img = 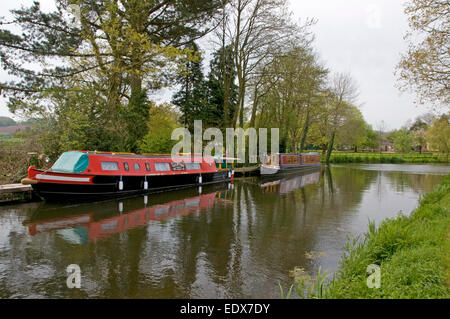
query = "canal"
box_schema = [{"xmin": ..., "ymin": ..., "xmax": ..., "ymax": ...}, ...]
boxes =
[{"xmin": 0, "ymin": 164, "xmax": 449, "ymax": 298}]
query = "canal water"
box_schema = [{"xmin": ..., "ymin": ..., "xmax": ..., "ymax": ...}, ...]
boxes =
[{"xmin": 0, "ymin": 164, "xmax": 448, "ymax": 298}]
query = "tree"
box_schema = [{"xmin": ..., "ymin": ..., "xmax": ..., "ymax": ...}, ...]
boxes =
[
  {"xmin": 336, "ymin": 106, "xmax": 367, "ymax": 152},
  {"xmin": 206, "ymin": 45, "xmax": 239, "ymax": 130},
  {"xmin": 361, "ymin": 125, "xmax": 380, "ymax": 150},
  {"xmin": 0, "ymin": 0, "xmax": 224, "ymax": 151},
  {"xmin": 138, "ymin": 103, "xmax": 180, "ymax": 154},
  {"xmin": 393, "ymin": 129, "xmax": 414, "ymax": 153},
  {"xmin": 376, "ymin": 120, "xmax": 389, "ymax": 153},
  {"xmin": 325, "ymin": 73, "xmax": 359, "ymax": 163},
  {"xmin": 426, "ymin": 114, "xmax": 450, "ymax": 162},
  {"xmin": 172, "ymin": 42, "xmax": 209, "ymax": 131},
  {"xmin": 255, "ymin": 45, "xmax": 327, "ymax": 153},
  {"xmin": 225, "ymin": 0, "xmax": 313, "ymax": 128},
  {"xmin": 409, "ymin": 117, "xmax": 429, "ymax": 153},
  {"xmin": 396, "ymin": 0, "xmax": 449, "ymax": 107}
]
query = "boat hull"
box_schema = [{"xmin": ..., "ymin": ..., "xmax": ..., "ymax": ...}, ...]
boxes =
[
  {"xmin": 32, "ymin": 170, "xmax": 231, "ymax": 202},
  {"xmin": 260, "ymin": 163, "xmax": 321, "ymax": 176}
]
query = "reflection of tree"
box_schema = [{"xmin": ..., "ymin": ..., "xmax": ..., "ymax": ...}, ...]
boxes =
[
  {"xmin": 386, "ymin": 171, "xmax": 445, "ymax": 194},
  {"xmin": 238, "ymin": 167, "xmax": 377, "ymax": 288}
]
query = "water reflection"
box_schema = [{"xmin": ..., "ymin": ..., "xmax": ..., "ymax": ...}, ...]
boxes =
[
  {"xmin": 25, "ymin": 184, "xmax": 235, "ymax": 245},
  {"xmin": 0, "ymin": 164, "xmax": 447, "ymax": 298},
  {"xmin": 259, "ymin": 169, "xmax": 320, "ymax": 194}
]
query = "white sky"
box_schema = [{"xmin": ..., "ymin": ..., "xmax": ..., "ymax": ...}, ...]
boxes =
[{"xmin": 0, "ymin": 0, "xmax": 442, "ymax": 129}]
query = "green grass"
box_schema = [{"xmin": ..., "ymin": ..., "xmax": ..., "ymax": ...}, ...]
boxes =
[
  {"xmin": 321, "ymin": 174, "xmax": 450, "ymax": 298},
  {"xmin": 0, "ymin": 135, "xmax": 25, "ymax": 147},
  {"xmin": 324, "ymin": 151, "xmax": 448, "ymax": 164}
]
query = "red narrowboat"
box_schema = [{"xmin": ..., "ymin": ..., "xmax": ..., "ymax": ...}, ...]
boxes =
[{"xmin": 21, "ymin": 150, "xmax": 234, "ymax": 201}]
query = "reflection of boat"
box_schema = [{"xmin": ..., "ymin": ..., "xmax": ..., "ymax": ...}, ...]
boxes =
[
  {"xmin": 25, "ymin": 183, "xmax": 234, "ymax": 244},
  {"xmin": 260, "ymin": 169, "xmax": 320, "ymax": 194},
  {"xmin": 21, "ymin": 151, "xmax": 233, "ymax": 201},
  {"xmin": 260, "ymin": 153, "xmax": 321, "ymax": 175}
]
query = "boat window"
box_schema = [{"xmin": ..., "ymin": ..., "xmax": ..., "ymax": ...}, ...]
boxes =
[
  {"xmin": 134, "ymin": 163, "xmax": 140, "ymax": 171},
  {"xmin": 124, "ymin": 162, "xmax": 129, "ymax": 171},
  {"xmin": 185, "ymin": 162, "xmax": 201, "ymax": 170},
  {"xmin": 171, "ymin": 162, "xmax": 185, "ymax": 171},
  {"xmin": 51, "ymin": 151, "xmax": 89, "ymax": 173},
  {"xmin": 155, "ymin": 163, "xmax": 171, "ymax": 172},
  {"xmin": 145, "ymin": 162, "xmax": 151, "ymax": 171},
  {"xmin": 101, "ymin": 220, "xmax": 118, "ymax": 232},
  {"xmin": 101, "ymin": 161, "xmax": 119, "ymax": 171}
]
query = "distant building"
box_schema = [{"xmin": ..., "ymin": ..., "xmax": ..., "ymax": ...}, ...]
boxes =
[{"xmin": 380, "ymin": 140, "xmax": 394, "ymax": 152}]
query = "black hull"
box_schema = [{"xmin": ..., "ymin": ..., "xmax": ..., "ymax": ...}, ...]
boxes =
[
  {"xmin": 260, "ymin": 164, "xmax": 321, "ymax": 178},
  {"xmin": 32, "ymin": 170, "xmax": 231, "ymax": 202}
]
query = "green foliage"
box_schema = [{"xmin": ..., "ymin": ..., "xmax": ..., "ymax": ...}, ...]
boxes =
[
  {"xmin": 284, "ymin": 266, "xmax": 328, "ymax": 299},
  {"xmin": 336, "ymin": 105, "xmax": 367, "ymax": 150},
  {"xmin": 426, "ymin": 114, "xmax": 450, "ymax": 161},
  {"xmin": 0, "ymin": 0, "xmax": 224, "ymax": 154},
  {"xmin": 361, "ymin": 125, "xmax": 380, "ymax": 149},
  {"xmin": 122, "ymin": 88, "xmax": 150, "ymax": 153},
  {"xmin": 323, "ymin": 174, "xmax": 450, "ymax": 299},
  {"xmin": 396, "ymin": 0, "xmax": 449, "ymax": 107},
  {"xmin": 206, "ymin": 45, "xmax": 239, "ymax": 129},
  {"xmin": 173, "ymin": 44, "xmax": 238, "ymax": 132},
  {"xmin": 257, "ymin": 45, "xmax": 328, "ymax": 152},
  {"xmin": 278, "ymin": 283, "xmax": 294, "ymax": 299},
  {"xmin": 138, "ymin": 103, "xmax": 180, "ymax": 154},
  {"xmin": 393, "ymin": 129, "xmax": 414, "ymax": 153}
]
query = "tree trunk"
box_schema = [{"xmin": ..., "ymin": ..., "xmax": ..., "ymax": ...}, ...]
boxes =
[
  {"xmin": 299, "ymin": 107, "xmax": 311, "ymax": 152},
  {"xmin": 326, "ymin": 131, "xmax": 336, "ymax": 164},
  {"xmin": 221, "ymin": 10, "xmax": 230, "ymax": 129},
  {"xmin": 321, "ymin": 145, "xmax": 327, "ymax": 158},
  {"xmin": 249, "ymin": 85, "xmax": 259, "ymax": 128}
]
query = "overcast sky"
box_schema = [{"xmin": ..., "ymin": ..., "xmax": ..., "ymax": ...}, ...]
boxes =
[{"xmin": 0, "ymin": 1, "xmax": 441, "ymax": 130}]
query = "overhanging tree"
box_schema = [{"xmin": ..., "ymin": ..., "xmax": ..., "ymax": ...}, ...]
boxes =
[
  {"xmin": 0, "ymin": 0, "xmax": 224, "ymax": 151},
  {"xmin": 396, "ymin": 0, "xmax": 449, "ymax": 107}
]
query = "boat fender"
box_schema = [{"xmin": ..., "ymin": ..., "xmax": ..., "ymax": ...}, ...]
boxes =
[
  {"xmin": 199, "ymin": 174, "xmax": 202, "ymax": 184},
  {"xmin": 119, "ymin": 177, "xmax": 123, "ymax": 191},
  {"xmin": 21, "ymin": 178, "xmax": 37, "ymax": 185},
  {"xmin": 144, "ymin": 178, "xmax": 148, "ymax": 190}
]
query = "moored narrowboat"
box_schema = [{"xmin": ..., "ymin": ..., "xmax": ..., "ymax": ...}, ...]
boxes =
[
  {"xmin": 21, "ymin": 150, "xmax": 234, "ymax": 201},
  {"xmin": 260, "ymin": 152, "xmax": 321, "ymax": 175}
]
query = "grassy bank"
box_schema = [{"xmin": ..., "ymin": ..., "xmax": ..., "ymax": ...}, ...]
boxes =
[
  {"xmin": 323, "ymin": 174, "xmax": 450, "ymax": 298},
  {"xmin": 324, "ymin": 151, "xmax": 448, "ymax": 164}
]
